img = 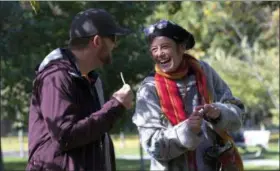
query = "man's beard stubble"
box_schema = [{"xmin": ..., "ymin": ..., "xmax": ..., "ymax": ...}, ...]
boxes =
[{"xmin": 99, "ymin": 42, "xmax": 112, "ymax": 65}]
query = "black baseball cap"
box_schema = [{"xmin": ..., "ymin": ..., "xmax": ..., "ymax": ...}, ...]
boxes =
[{"xmin": 69, "ymin": 8, "xmax": 131, "ymax": 40}]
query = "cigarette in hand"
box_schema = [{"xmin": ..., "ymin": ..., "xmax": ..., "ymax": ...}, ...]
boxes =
[{"xmin": 120, "ymin": 72, "xmax": 126, "ymax": 85}]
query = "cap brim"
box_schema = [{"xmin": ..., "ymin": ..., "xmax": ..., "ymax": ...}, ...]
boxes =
[{"xmin": 114, "ymin": 27, "xmax": 132, "ymax": 36}]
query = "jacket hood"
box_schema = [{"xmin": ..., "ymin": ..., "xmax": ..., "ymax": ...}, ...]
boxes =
[
  {"xmin": 38, "ymin": 48, "xmax": 64, "ymax": 73},
  {"xmin": 36, "ymin": 48, "xmax": 82, "ymax": 79}
]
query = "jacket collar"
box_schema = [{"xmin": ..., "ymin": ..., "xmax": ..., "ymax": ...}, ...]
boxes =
[{"xmin": 61, "ymin": 48, "xmax": 99, "ymax": 84}]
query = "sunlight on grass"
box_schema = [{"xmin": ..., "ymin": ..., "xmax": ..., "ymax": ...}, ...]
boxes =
[
  {"xmin": 1, "ymin": 136, "xmax": 28, "ymax": 151},
  {"xmin": 2, "ymin": 135, "xmax": 279, "ymax": 171},
  {"xmin": 3, "ymin": 157, "xmax": 280, "ymax": 171},
  {"xmin": 111, "ymin": 134, "xmax": 148, "ymax": 156},
  {"xmin": 2, "ymin": 134, "xmax": 278, "ymax": 157},
  {"xmin": 1, "ymin": 135, "xmax": 146, "ymax": 156},
  {"xmin": 245, "ymin": 165, "xmax": 279, "ymax": 170}
]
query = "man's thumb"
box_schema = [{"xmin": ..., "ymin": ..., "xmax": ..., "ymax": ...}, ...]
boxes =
[{"xmin": 123, "ymin": 84, "xmax": 131, "ymax": 91}]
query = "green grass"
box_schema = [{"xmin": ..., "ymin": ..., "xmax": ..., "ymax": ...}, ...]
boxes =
[
  {"xmin": 111, "ymin": 135, "xmax": 148, "ymax": 156},
  {"xmin": 116, "ymin": 159, "xmax": 150, "ymax": 170},
  {"xmin": 1, "ymin": 135, "xmax": 145, "ymax": 154},
  {"xmin": 3, "ymin": 157, "xmax": 150, "ymax": 171},
  {"xmin": 3, "ymin": 157, "xmax": 280, "ymax": 171},
  {"xmin": 1, "ymin": 136, "xmax": 28, "ymax": 151},
  {"xmin": 2, "ymin": 140, "xmax": 279, "ymax": 171},
  {"xmin": 245, "ymin": 165, "xmax": 279, "ymax": 171},
  {"xmin": 8, "ymin": 135, "xmax": 277, "ymax": 158},
  {"xmin": 113, "ymin": 135, "xmax": 279, "ymax": 160},
  {"xmin": 2, "ymin": 135, "xmax": 279, "ymax": 170},
  {"xmin": 237, "ymin": 142, "xmax": 279, "ymax": 161},
  {"xmin": 3, "ymin": 157, "xmax": 27, "ymax": 171},
  {"xmin": 2, "ymin": 134, "xmax": 279, "ymax": 153}
]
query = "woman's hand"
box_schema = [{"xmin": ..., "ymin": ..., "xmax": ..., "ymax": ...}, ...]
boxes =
[
  {"xmin": 188, "ymin": 110, "xmax": 203, "ymax": 134},
  {"xmin": 195, "ymin": 104, "xmax": 221, "ymax": 122}
]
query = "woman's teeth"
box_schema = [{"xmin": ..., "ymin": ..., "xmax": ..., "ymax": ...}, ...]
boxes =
[
  {"xmin": 159, "ymin": 60, "xmax": 172, "ymax": 69},
  {"xmin": 160, "ymin": 59, "xmax": 170, "ymax": 64}
]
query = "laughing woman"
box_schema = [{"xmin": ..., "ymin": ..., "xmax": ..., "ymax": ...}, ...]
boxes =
[{"xmin": 132, "ymin": 20, "xmax": 245, "ymax": 171}]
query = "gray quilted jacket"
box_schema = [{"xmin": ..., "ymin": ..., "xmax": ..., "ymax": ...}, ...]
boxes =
[{"xmin": 132, "ymin": 60, "xmax": 244, "ymax": 171}]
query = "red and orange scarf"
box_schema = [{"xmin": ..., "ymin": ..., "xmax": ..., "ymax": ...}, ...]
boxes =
[
  {"xmin": 154, "ymin": 54, "xmax": 243, "ymax": 171},
  {"xmin": 154, "ymin": 54, "xmax": 210, "ymax": 125}
]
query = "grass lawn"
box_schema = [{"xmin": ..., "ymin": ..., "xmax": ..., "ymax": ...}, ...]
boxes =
[
  {"xmin": 245, "ymin": 165, "xmax": 279, "ymax": 171},
  {"xmin": 2, "ymin": 136, "xmax": 28, "ymax": 152},
  {"xmin": 2, "ymin": 133, "xmax": 278, "ymax": 155},
  {"xmin": 2, "ymin": 134, "xmax": 279, "ymax": 170},
  {"xmin": 3, "ymin": 157, "xmax": 150, "ymax": 171},
  {"xmin": 1, "ymin": 135, "xmax": 147, "ymax": 156},
  {"xmin": 111, "ymin": 135, "xmax": 148, "ymax": 156},
  {"xmin": 3, "ymin": 157, "xmax": 280, "ymax": 171}
]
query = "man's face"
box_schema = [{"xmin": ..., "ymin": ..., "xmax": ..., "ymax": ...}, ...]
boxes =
[
  {"xmin": 150, "ymin": 36, "xmax": 185, "ymax": 73},
  {"xmin": 97, "ymin": 35, "xmax": 116, "ymax": 65}
]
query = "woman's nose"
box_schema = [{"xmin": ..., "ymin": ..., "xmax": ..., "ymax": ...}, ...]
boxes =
[{"xmin": 155, "ymin": 48, "xmax": 163, "ymax": 58}]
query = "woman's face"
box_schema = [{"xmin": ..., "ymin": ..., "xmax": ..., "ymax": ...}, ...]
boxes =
[{"xmin": 150, "ymin": 36, "xmax": 185, "ymax": 73}]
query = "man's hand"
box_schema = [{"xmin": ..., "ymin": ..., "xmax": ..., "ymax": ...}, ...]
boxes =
[
  {"xmin": 187, "ymin": 110, "xmax": 203, "ymax": 134},
  {"xmin": 112, "ymin": 84, "xmax": 134, "ymax": 109}
]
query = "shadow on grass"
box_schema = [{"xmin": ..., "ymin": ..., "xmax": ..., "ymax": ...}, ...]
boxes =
[
  {"xmin": 116, "ymin": 159, "xmax": 150, "ymax": 170},
  {"xmin": 3, "ymin": 158, "xmax": 279, "ymax": 171},
  {"xmin": 4, "ymin": 160, "xmax": 27, "ymax": 171},
  {"xmin": 241, "ymin": 148, "xmax": 280, "ymax": 160},
  {"xmin": 3, "ymin": 159, "xmax": 150, "ymax": 171}
]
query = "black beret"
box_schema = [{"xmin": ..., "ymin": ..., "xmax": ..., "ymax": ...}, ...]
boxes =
[{"xmin": 143, "ymin": 20, "xmax": 195, "ymax": 50}]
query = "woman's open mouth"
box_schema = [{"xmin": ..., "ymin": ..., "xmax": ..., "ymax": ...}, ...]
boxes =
[
  {"xmin": 158, "ymin": 59, "xmax": 171, "ymax": 68},
  {"xmin": 159, "ymin": 58, "xmax": 171, "ymax": 64}
]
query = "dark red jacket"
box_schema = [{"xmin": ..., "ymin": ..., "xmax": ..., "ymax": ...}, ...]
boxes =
[{"xmin": 26, "ymin": 48, "xmax": 125, "ymax": 171}]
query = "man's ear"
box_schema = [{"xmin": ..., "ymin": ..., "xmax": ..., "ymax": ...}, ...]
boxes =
[{"xmin": 91, "ymin": 35, "xmax": 102, "ymax": 48}]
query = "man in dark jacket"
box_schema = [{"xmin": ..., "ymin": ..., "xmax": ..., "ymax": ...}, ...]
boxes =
[{"xmin": 26, "ymin": 8, "xmax": 133, "ymax": 171}]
